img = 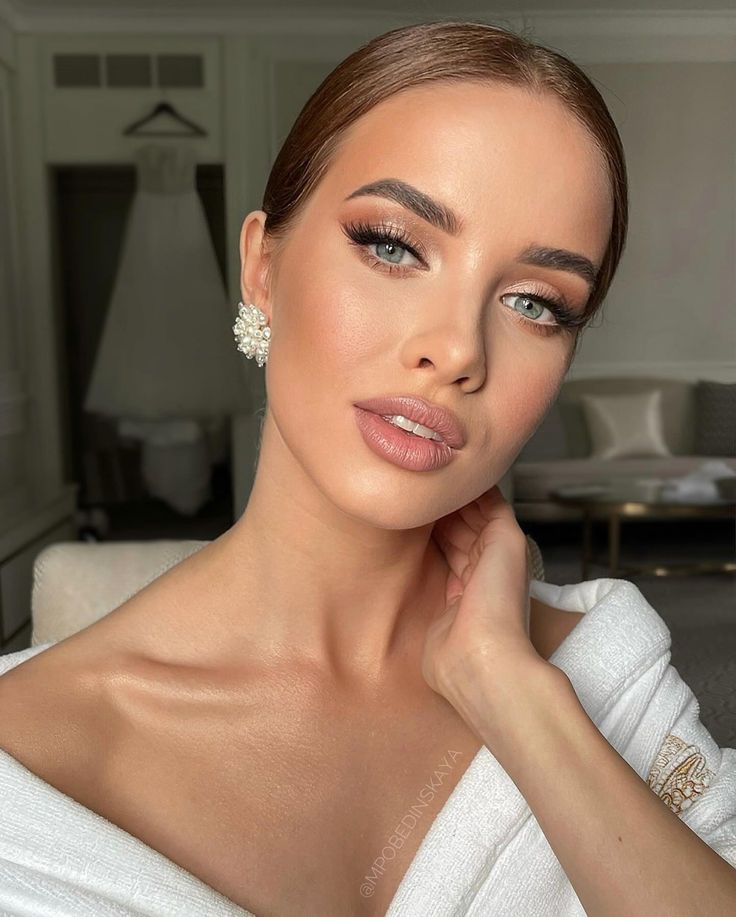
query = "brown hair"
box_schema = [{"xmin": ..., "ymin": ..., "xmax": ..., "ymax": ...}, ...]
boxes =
[{"xmin": 261, "ymin": 19, "xmax": 628, "ymax": 348}]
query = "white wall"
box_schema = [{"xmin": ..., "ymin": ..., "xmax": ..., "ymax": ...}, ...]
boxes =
[{"xmin": 572, "ymin": 60, "xmax": 736, "ymax": 379}]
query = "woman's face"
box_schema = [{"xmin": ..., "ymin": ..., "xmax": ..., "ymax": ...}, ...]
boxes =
[{"xmin": 242, "ymin": 80, "xmax": 613, "ymax": 528}]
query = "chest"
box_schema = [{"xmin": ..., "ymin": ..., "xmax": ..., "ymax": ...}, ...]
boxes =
[
  {"xmin": 115, "ymin": 701, "xmax": 482, "ymax": 916},
  {"xmin": 1, "ymin": 664, "xmax": 483, "ymax": 917}
]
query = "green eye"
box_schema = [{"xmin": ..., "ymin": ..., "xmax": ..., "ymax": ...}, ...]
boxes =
[
  {"xmin": 507, "ymin": 294, "xmax": 548, "ymax": 321},
  {"xmin": 375, "ymin": 240, "xmax": 408, "ymax": 264},
  {"xmin": 501, "ymin": 292, "xmax": 585, "ymax": 337},
  {"xmin": 342, "ymin": 219, "xmax": 426, "ymax": 269}
]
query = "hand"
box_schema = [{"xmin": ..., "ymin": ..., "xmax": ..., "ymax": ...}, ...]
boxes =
[{"xmin": 421, "ymin": 484, "xmax": 545, "ymax": 699}]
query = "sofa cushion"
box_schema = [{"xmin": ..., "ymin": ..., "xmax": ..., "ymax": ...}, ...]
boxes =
[
  {"xmin": 579, "ymin": 389, "xmax": 671, "ymax": 459},
  {"xmin": 694, "ymin": 380, "xmax": 736, "ymax": 457},
  {"xmin": 565, "ymin": 377, "xmax": 693, "ymax": 457}
]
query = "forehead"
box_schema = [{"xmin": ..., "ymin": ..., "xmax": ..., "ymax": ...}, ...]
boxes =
[{"xmin": 321, "ymin": 80, "xmax": 612, "ymax": 254}]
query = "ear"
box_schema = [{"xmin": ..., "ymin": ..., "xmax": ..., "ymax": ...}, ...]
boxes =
[{"xmin": 239, "ymin": 211, "xmax": 274, "ymax": 313}]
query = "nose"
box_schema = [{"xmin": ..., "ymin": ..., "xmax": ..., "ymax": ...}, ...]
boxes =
[{"xmin": 399, "ymin": 319, "xmax": 487, "ymax": 392}]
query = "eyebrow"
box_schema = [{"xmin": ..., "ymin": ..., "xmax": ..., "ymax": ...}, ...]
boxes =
[{"xmin": 344, "ymin": 177, "xmax": 600, "ymax": 290}]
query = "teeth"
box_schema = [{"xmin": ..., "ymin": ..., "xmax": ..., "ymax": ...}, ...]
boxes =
[{"xmin": 382, "ymin": 414, "xmax": 444, "ymax": 442}]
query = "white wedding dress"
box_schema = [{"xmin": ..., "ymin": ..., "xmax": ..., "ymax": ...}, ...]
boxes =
[{"xmin": 84, "ymin": 143, "xmax": 243, "ymax": 515}]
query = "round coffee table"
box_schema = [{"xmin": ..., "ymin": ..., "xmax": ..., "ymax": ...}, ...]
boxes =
[{"xmin": 549, "ymin": 480, "xmax": 736, "ymax": 579}]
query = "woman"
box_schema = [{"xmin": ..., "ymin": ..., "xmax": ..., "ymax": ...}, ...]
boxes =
[{"xmin": 1, "ymin": 19, "xmax": 735, "ymax": 917}]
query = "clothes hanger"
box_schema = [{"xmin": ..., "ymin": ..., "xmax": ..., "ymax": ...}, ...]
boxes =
[{"xmin": 122, "ymin": 101, "xmax": 207, "ymax": 137}]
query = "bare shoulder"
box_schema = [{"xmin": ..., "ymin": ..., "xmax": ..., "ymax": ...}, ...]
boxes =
[
  {"xmin": 0, "ymin": 630, "xmax": 125, "ymax": 783},
  {"xmin": 0, "ymin": 537, "xmax": 232, "ymax": 770},
  {"xmin": 529, "ymin": 595, "xmax": 585, "ymax": 661}
]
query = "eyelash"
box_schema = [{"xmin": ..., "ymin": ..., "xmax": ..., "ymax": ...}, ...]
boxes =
[{"xmin": 341, "ymin": 219, "xmax": 586, "ymax": 337}]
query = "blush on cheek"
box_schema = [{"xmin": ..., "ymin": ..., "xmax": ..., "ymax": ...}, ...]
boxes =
[
  {"xmin": 323, "ymin": 292, "xmax": 392, "ymax": 366},
  {"xmin": 499, "ymin": 371, "xmax": 562, "ymax": 447}
]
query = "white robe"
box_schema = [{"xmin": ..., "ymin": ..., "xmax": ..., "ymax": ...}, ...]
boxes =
[{"xmin": 0, "ymin": 576, "xmax": 734, "ymax": 916}]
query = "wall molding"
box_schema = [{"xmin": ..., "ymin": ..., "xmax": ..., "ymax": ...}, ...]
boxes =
[
  {"xmin": 567, "ymin": 361, "xmax": 736, "ymax": 383},
  {"xmin": 0, "ymin": 371, "xmax": 27, "ymax": 437},
  {"xmin": 0, "ymin": 6, "xmax": 734, "ymax": 62}
]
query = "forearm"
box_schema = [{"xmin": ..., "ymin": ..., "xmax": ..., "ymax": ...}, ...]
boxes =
[{"xmin": 443, "ymin": 658, "xmax": 736, "ymax": 917}]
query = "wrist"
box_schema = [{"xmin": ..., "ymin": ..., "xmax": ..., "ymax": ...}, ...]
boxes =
[
  {"xmin": 438, "ymin": 641, "xmax": 550, "ymax": 700},
  {"xmin": 439, "ymin": 651, "xmax": 571, "ymax": 750}
]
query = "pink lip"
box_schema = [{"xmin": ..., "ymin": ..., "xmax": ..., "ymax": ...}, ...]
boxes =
[
  {"xmin": 353, "ymin": 408, "xmax": 457, "ymax": 472},
  {"xmin": 353, "ymin": 395, "xmax": 466, "ymax": 449}
]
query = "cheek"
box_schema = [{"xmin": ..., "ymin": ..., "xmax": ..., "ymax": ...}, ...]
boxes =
[
  {"xmin": 285, "ymin": 226, "xmax": 409, "ymax": 367},
  {"xmin": 317, "ymin": 286, "xmax": 381, "ymax": 366},
  {"xmin": 488, "ymin": 344, "xmax": 566, "ymax": 450},
  {"xmin": 313, "ymin": 296, "xmax": 380, "ymax": 400},
  {"xmin": 289, "ymin": 265, "xmax": 395, "ymax": 380},
  {"xmin": 268, "ymin": 257, "xmax": 381, "ymax": 418}
]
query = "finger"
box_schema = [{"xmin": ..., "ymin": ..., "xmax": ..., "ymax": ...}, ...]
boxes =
[
  {"xmin": 457, "ymin": 500, "xmax": 487, "ymax": 533},
  {"xmin": 432, "ymin": 526, "xmax": 471, "ymax": 583},
  {"xmin": 476, "ymin": 484, "xmax": 507, "ymax": 517},
  {"xmin": 434, "ymin": 512, "xmax": 476, "ymax": 554},
  {"xmin": 459, "ymin": 486, "xmax": 507, "ymax": 527},
  {"xmin": 477, "ymin": 485, "xmax": 522, "ymax": 530}
]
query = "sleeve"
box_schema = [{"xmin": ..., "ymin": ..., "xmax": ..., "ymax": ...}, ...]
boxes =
[{"xmin": 630, "ymin": 654, "xmax": 736, "ymax": 869}]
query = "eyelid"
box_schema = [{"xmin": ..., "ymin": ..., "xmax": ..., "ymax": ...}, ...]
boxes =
[{"xmin": 506, "ymin": 280, "xmax": 571, "ymax": 310}]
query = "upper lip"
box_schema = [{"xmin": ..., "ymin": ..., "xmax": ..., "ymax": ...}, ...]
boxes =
[{"xmin": 354, "ymin": 395, "xmax": 467, "ymax": 449}]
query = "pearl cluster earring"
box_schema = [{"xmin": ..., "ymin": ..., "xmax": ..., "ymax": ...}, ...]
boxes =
[{"xmin": 233, "ymin": 301, "xmax": 271, "ymax": 367}]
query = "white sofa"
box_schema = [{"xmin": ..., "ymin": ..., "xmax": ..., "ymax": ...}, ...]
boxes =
[{"xmin": 511, "ymin": 376, "xmax": 736, "ymax": 522}]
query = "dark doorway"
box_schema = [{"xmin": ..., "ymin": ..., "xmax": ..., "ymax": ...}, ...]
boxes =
[{"xmin": 51, "ymin": 163, "xmax": 233, "ymax": 538}]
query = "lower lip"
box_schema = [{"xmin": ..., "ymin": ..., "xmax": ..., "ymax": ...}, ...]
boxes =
[{"xmin": 353, "ymin": 407, "xmax": 457, "ymax": 472}]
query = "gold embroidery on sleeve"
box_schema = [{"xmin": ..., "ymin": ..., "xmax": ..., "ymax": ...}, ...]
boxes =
[{"xmin": 647, "ymin": 733, "xmax": 715, "ymax": 815}]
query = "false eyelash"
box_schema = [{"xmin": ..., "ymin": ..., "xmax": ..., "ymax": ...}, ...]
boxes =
[
  {"xmin": 341, "ymin": 219, "xmax": 427, "ymax": 264},
  {"xmin": 506, "ymin": 292, "xmax": 587, "ymax": 337}
]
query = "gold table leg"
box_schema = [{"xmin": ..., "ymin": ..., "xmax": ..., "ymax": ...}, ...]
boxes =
[
  {"xmin": 609, "ymin": 511, "xmax": 621, "ymax": 576},
  {"xmin": 556, "ymin": 495, "xmax": 736, "ymax": 580},
  {"xmin": 581, "ymin": 510, "xmax": 592, "ymax": 581}
]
